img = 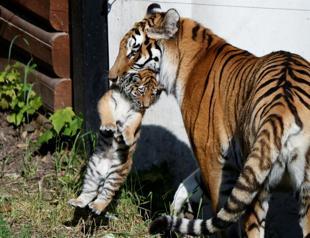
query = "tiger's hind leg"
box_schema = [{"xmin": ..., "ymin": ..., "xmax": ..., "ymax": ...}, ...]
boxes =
[
  {"xmin": 68, "ymin": 130, "xmax": 115, "ymax": 208},
  {"xmin": 68, "ymin": 153, "xmax": 110, "ymax": 208},
  {"xmin": 298, "ymin": 148, "xmax": 310, "ymax": 237},
  {"xmin": 243, "ymin": 188, "xmax": 270, "ymax": 238}
]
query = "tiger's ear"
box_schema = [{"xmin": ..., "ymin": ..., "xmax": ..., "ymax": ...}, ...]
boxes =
[
  {"xmin": 146, "ymin": 8, "xmax": 180, "ymax": 40},
  {"xmin": 146, "ymin": 3, "xmax": 161, "ymax": 16}
]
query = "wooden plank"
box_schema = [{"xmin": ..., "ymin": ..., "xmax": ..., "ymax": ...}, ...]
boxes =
[
  {"xmin": 0, "ymin": 58, "xmax": 72, "ymax": 111},
  {"xmin": 0, "ymin": 6, "xmax": 70, "ymax": 78},
  {"xmin": 30, "ymin": 71, "xmax": 72, "ymax": 111},
  {"xmin": 10, "ymin": 0, "xmax": 69, "ymax": 32}
]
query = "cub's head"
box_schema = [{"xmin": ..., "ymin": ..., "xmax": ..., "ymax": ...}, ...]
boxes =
[
  {"xmin": 109, "ymin": 4, "xmax": 180, "ymax": 86},
  {"xmin": 120, "ymin": 68, "xmax": 165, "ymax": 111}
]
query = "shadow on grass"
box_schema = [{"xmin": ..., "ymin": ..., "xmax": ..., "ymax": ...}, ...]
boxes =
[{"xmin": 64, "ymin": 206, "xmax": 108, "ymax": 235}]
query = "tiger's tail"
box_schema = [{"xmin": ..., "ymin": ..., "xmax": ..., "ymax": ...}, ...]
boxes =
[{"xmin": 149, "ymin": 120, "xmax": 284, "ymax": 236}]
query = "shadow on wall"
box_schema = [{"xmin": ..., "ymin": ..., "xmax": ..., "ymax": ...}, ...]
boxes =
[{"xmin": 133, "ymin": 124, "xmax": 197, "ymax": 189}]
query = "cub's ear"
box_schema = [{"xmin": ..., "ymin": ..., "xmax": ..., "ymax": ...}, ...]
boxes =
[
  {"xmin": 146, "ymin": 8, "xmax": 180, "ymax": 40},
  {"xmin": 146, "ymin": 3, "xmax": 161, "ymax": 16}
]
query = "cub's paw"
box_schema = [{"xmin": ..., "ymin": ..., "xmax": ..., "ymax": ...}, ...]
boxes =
[
  {"xmin": 68, "ymin": 198, "xmax": 89, "ymax": 208},
  {"xmin": 121, "ymin": 127, "xmax": 135, "ymax": 146},
  {"xmin": 100, "ymin": 123, "xmax": 117, "ymax": 132},
  {"xmin": 89, "ymin": 200, "xmax": 109, "ymax": 215}
]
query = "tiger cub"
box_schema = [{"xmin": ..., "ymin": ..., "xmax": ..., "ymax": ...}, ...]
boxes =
[{"xmin": 68, "ymin": 69, "xmax": 164, "ymax": 214}]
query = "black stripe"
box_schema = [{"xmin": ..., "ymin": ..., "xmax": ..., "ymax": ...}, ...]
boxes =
[
  {"xmin": 285, "ymin": 95, "xmax": 303, "ymax": 129},
  {"xmin": 259, "ymin": 94, "xmax": 283, "ymax": 119},
  {"xmin": 174, "ymin": 218, "xmax": 182, "ymax": 231},
  {"xmin": 194, "ymin": 44, "xmax": 234, "ymax": 141},
  {"xmin": 212, "ymin": 217, "xmax": 231, "ymax": 229},
  {"xmin": 289, "ymin": 68, "xmax": 310, "ymax": 83},
  {"xmin": 134, "ymin": 28, "xmax": 140, "ymax": 35},
  {"xmin": 187, "ymin": 220, "xmax": 196, "ymax": 235},
  {"xmin": 247, "ymin": 223, "xmax": 259, "ymax": 232},
  {"xmin": 144, "ymin": 36, "xmax": 150, "ymax": 45},
  {"xmin": 225, "ymin": 193, "xmax": 249, "ymax": 213},
  {"xmin": 254, "ymin": 77, "xmax": 279, "ymax": 95},
  {"xmin": 218, "ymin": 50, "xmax": 251, "ymax": 85},
  {"xmin": 200, "ymin": 220, "xmax": 209, "ymax": 235},
  {"xmin": 206, "ymin": 86, "xmax": 215, "ymax": 142},
  {"xmin": 295, "ymin": 90, "xmax": 310, "ymax": 110},
  {"xmin": 192, "ymin": 23, "xmax": 200, "ymax": 40},
  {"xmin": 292, "ymin": 85, "xmax": 310, "ymax": 99},
  {"xmin": 202, "ymin": 28, "xmax": 206, "ymax": 42}
]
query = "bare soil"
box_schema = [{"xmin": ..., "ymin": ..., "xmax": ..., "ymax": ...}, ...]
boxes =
[{"xmin": 0, "ymin": 112, "xmax": 54, "ymax": 179}]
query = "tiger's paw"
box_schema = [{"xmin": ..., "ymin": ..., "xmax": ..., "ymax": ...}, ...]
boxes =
[
  {"xmin": 121, "ymin": 127, "xmax": 135, "ymax": 146},
  {"xmin": 68, "ymin": 198, "xmax": 89, "ymax": 208},
  {"xmin": 89, "ymin": 199, "xmax": 109, "ymax": 215},
  {"xmin": 100, "ymin": 123, "xmax": 117, "ymax": 132}
]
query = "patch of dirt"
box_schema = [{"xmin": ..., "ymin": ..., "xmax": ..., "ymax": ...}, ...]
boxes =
[
  {"xmin": 0, "ymin": 113, "xmax": 24, "ymax": 175},
  {"xmin": 0, "ymin": 112, "xmax": 54, "ymax": 178}
]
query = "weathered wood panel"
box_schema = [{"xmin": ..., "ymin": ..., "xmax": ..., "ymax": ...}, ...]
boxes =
[
  {"xmin": 0, "ymin": 58, "xmax": 72, "ymax": 111},
  {"xmin": 0, "ymin": 6, "xmax": 70, "ymax": 78},
  {"xmin": 10, "ymin": 0, "xmax": 69, "ymax": 32}
]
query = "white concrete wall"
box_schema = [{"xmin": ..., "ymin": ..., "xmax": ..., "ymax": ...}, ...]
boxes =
[{"xmin": 108, "ymin": 0, "xmax": 310, "ymax": 183}]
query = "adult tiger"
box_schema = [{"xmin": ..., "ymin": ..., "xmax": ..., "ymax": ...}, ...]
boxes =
[{"xmin": 109, "ymin": 4, "xmax": 310, "ymax": 237}]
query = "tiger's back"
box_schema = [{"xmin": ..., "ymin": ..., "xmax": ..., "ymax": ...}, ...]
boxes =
[{"xmin": 154, "ymin": 17, "xmax": 310, "ymax": 237}]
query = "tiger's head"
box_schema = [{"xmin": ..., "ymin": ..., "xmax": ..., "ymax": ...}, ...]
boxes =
[
  {"xmin": 120, "ymin": 68, "xmax": 165, "ymax": 111},
  {"xmin": 109, "ymin": 4, "xmax": 180, "ymax": 92}
]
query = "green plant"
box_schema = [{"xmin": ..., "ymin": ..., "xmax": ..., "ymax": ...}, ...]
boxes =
[
  {"xmin": 0, "ymin": 63, "xmax": 42, "ymax": 126},
  {"xmin": 37, "ymin": 107, "xmax": 83, "ymax": 147}
]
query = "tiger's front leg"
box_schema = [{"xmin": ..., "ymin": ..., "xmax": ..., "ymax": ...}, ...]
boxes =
[
  {"xmin": 203, "ymin": 152, "xmax": 244, "ymax": 237},
  {"xmin": 171, "ymin": 168, "xmax": 204, "ymax": 217}
]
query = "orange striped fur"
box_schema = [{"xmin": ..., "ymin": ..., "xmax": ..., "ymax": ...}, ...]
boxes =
[{"xmin": 109, "ymin": 4, "xmax": 310, "ymax": 237}]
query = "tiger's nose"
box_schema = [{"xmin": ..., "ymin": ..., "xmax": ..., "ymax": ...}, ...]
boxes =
[{"xmin": 142, "ymin": 104, "xmax": 150, "ymax": 109}]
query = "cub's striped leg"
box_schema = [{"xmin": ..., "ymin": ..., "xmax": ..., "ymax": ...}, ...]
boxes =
[
  {"xmin": 68, "ymin": 152, "xmax": 113, "ymax": 208},
  {"xmin": 68, "ymin": 130, "xmax": 114, "ymax": 208},
  {"xmin": 89, "ymin": 134, "xmax": 134, "ymax": 215},
  {"xmin": 88, "ymin": 156, "xmax": 133, "ymax": 214},
  {"xmin": 244, "ymin": 188, "xmax": 270, "ymax": 238}
]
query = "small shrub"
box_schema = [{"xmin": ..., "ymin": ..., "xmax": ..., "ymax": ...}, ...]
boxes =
[
  {"xmin": 37, "ymin": 107, "xmax": 84, "ymax": 150},
  {"xmin": 0, "ymin": 63, "xmax": 42, "ymax": 126}
]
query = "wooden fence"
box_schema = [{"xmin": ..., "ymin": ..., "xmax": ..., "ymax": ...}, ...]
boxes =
[{"xmin": 0, "ymin": 0, "xmax": 109, "ymax": 130}]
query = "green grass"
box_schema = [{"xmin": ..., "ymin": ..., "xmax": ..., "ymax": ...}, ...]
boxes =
[
  {"xmin": 0, "ymin": 144, "xmax": 159, "ymax": 238},
  {"xmin": 0, "ymin": 215, "xmax": 11, "ymax": 238}
]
